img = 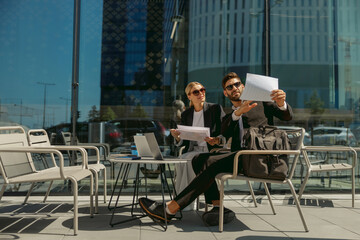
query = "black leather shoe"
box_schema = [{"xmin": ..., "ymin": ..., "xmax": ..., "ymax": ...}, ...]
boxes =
[
  {"xmin": 202, "ymin": 206, "xmax": 235, "ymax": 226},
  {"xmin": 139, "ymin": 197, "xmax": 175, "ymax": 223}
]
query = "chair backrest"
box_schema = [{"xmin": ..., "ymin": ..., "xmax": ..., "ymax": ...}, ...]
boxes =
[
  {"xmin": 28, "ymin": 129, "xmax": 52, "ymax": 147},
  {"xmin": 285, "ymin": 127, "xmax": 305, "ymax": 179},
  {"xmin": 61, "ymin": 132, "xmax": 73, "ymax": 145},
  {"xmin": 0, "ymin": 126, "xmax": 35, "ymax": 179},
  {"xmin": 60, "ymin": 131, "xmax": 84, "ymax": 162},
  {"xmin": 27, "ymin": 129, "xmax": 57, "ymax": 168},
  {"xmin": 49, "ymin": 132, "xmax": 57, "ymax": 145}
]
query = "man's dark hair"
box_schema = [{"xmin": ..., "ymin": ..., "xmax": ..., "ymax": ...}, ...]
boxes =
[{"xmin": 222, "ymin": 72, "xmax": 241, "ymax": 89}]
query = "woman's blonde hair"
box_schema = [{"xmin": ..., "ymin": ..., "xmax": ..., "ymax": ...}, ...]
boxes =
[{"xmin": 185, "ymin": 82, "xmax": 204, "ymax": 107}]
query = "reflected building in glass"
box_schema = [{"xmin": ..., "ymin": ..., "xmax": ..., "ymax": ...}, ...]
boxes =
[
  {"xmin": 100, "ymin": 0, "xmax": 188, "ymax": 122},
  {"xmin": 186, "ymin": 0, "xmax": 360, "ymax": 126},
  {"xmin": 1, "ymin": 0, "xmax": 360, "ymax": 196}
]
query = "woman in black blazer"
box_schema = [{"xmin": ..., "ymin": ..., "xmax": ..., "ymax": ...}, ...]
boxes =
[{"xmin": 170, "ymin": 82, "xmax": 225, "ymax": 210}]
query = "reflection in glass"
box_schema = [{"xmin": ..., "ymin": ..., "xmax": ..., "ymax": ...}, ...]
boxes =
[{"xmin": 1, "ymin": 0, "xmax": 360, "ymax": 195}]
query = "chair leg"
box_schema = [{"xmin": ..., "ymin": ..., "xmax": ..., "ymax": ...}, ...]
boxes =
[
  {"xmin": 91, "ymin": 170, "xmax": 99, "ymax": 214},
  {"xmin": 90, "ymin": 174, "xmax": 94, "ymax": 217},
  {"xmin": 43, "ymin": 181, "xmax": 53, "ymax": 203},
  {"xmin": 298, "ymin": 169, "xmax": 311, "ymax": 200},
  {"xmin": 0, "ymin": 183, "xmax": 8, "ymax": 200},
  {"xmin": 288, "ymin": 180, "xmax": 309, "ymax": 232},
  {"xmin": 218, "ymin": 178, "xmax": 225, "ymax": 232},
  {"xmin": 247, "ymin": 181, "xmax": 257, "ymax": 207},
  {"xmin": 352, "ymin": 167, "xmax": 355, "ymax": 208},
  {"xmin": 299, "ymin": 155, "xmax": 305, "ymax": 183},
  {"xmin": 23, "ymin": 182, "xmax": 35, "ymax": 205},
  {"xmin": 263, "ymin": 182, "xmax": 275, "ymax": 215},
  {"xmin": 103, "ymin": 168, "xmax": 107, "ymax": 203},
  {"xmin": 69, "ymin": 178, "xmax": 79, "ymax": 236}
]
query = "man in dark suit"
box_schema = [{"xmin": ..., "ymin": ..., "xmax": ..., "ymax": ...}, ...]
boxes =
[
  {"xmin": 138, "ymin": 72, "xmax": 293, "ymax": 226},
  {"xmin": 221, "ymin": 72, "xmax": 293, "ymax": 152}
]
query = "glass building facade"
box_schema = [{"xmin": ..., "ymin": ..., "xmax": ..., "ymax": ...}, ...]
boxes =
[{"xmin": 1, "ymin": 0, "xmax": 360, "ymax": 195}]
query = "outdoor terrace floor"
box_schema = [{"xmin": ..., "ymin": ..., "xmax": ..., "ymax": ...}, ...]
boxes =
[{"xmin": 0, "ymin": 193, "xmax": 359, "ymax": 240}]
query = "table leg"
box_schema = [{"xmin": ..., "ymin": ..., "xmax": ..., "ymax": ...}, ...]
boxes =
[
  {"xmin": 109, "ymin": 163, "xmax": 146, "ymax": 227},
  {"xmin": 130, "ymin": 164, "xmax": 141, "ymax": 216},
  {"xmin": 108, "ymin": 161, "xmax": 184, "ymax": 230},
  {"xmin": 158, "ymin": 163, "xmax": 168, "ymax": 231},
  {"xmin": 108, "ymin": 162, "xmax": 125, "ymax": 210}
]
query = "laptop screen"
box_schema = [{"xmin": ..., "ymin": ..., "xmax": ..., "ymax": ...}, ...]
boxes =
[
  {"xmin": 134, "ymin": 133, "xmax": 176, "ymax": 160},
  {"xmin": 133, "ymin": 135, "xmax": 153, "ymax": 158},
  {"xmin": 144, "ymin": 132, "xmax": 163, "ymax": 160}
]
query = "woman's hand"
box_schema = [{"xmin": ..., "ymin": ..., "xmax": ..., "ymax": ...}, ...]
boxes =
[
  {"xmin": 204, "ymin": 137, "xmax": 220, "ymax": 146},
  {"xmin": 170, "ymin": 129, "xmax": 181, "ymax": 142}
]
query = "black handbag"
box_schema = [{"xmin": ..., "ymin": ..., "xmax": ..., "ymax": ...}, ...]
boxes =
[{"xmin": 242, "ymin": 126, "xmax": 291, "ymax": 180}]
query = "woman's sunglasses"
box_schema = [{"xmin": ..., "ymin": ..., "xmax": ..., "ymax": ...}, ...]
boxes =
[
  {"xmin": 191, "ymin": 88, "xmax": 206, "ymax": 96},
  {"xmin": 225, "ymin": 81, "xmax": 242, "ymax": 91}
]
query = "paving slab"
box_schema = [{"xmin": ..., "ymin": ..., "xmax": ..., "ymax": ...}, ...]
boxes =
[{"xmin": 0, "ymin": 194, "xmax": 360, "ymax": 240}]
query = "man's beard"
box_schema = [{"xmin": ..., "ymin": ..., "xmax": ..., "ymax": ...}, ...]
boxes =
[{"xmin": 228, "ymin": 91, "xmax": 241, "ymax": 102}]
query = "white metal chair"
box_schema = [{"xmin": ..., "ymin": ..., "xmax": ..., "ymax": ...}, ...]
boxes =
[
  {"xmin": 178, "ymin": 139, "xmax": 258, "ymax": 212},
  {"xmin": 0, "ymin": 126, "xmax": 94, "ymax": 235},
  {"xmin": 299, "ymin": 145, "xmax": 357, "ymax": 207},
  {"xmin": 28, "ymin": 129, "xmax": 106, "ymax": 212},
  {"xmin": 61, "ymin": 131, "xmax": 110, "ymax": 161},
  {"xmin": 216, "ymin": 128, "xmax": 308, "ymax": 232},
  {"xmin": 62, "ymin": 131, "xmax": 113, "ymax": 190},
  {"xmin": 209, "ymin": 144, "xmax": 258, "ymax": 211}
]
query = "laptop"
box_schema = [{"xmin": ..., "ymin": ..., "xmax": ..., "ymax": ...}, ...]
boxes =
[
  {"xmin": 134, "ymin": 132, "xmax": 177, "ymax": 160},
  {"xmin": 133, "ymin": 134, "xmax": 154, "ymax": 159}
]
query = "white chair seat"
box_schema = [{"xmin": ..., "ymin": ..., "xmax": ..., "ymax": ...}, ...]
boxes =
[
  {"xmin": 310, "ymin": 163, "xmax": 352, "ymax": 171},
  {"xmin": 217, "ymin": 172, "xmax": 288, "ymax": 184},
  {"xmin": 10, "ymin": 167, "xmax": 92, "ymax": 183},
  {"xmin": 87, "ymin": 163, "xmax": 106, "ymax": 172}
]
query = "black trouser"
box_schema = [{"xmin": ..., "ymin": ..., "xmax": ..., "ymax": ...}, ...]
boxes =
[{"xmin": 174, "ymin": 151, "xmax": 242, "ymax": 209}]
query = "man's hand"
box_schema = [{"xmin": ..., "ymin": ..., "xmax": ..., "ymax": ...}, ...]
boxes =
[
  {"xmin": 234, "ymin": 100, "xmax": 258, "ymax": 116},
  {"xmin": 204, "ymin": 137, "xmax": 220, "ymax": 146},
  {"xmin": 170, "ymin": 129, "xmax": 181, "ymax": 142},
  {"xmin": 271, "ymin": 89, "xmax": 286, "ymax": 107}
]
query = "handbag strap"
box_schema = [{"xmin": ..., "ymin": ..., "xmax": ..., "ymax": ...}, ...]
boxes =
[{"xmin": 255, "ymin": 135, "xmax": 266, "ymax": 150}]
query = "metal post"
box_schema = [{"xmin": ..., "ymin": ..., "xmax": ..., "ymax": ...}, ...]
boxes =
[
  {"xmin": 71, "ymin": 0, "xmax": 81, "ymax": 145},
  {"xmin": 264, "ymin": 0, "xmax": 270, "ymax": 76}
]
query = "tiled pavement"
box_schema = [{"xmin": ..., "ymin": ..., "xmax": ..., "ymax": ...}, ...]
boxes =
[{"xmin": 0, "ymin": 193, "xmax": 360, "ymax": 240}]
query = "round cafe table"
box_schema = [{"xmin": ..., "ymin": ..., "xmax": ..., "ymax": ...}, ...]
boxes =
[{"xmin": 107, "ymin": 155, "xmax": 190, "ymax": 231}]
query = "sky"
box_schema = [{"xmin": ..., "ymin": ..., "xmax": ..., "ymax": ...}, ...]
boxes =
[{"xmin": 0, "ymin": 0, "xmax": 103, "ymax": 128}]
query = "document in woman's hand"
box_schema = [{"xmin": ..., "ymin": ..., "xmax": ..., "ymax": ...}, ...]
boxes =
[{"xmin": 177, "ymin": 125, "xmax": 210, "ymax": 142}]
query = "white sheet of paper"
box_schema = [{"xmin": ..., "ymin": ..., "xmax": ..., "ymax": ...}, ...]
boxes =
[
  {"xmin": 240, "ymin": 73, "xmax": 278, "ymax": 102},
  {"xmin": 177, "ymin": 125, "xmax": 210, "ymax": 142}
]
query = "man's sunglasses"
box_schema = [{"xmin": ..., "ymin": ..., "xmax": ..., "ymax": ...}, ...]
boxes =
[
  {"xmin": 191, "ymin": 88, "xmax": 206, "ymax": 96},
  {"xmin": 225, "ymin": 81, "xmax": 242, "ymax": 91}
]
